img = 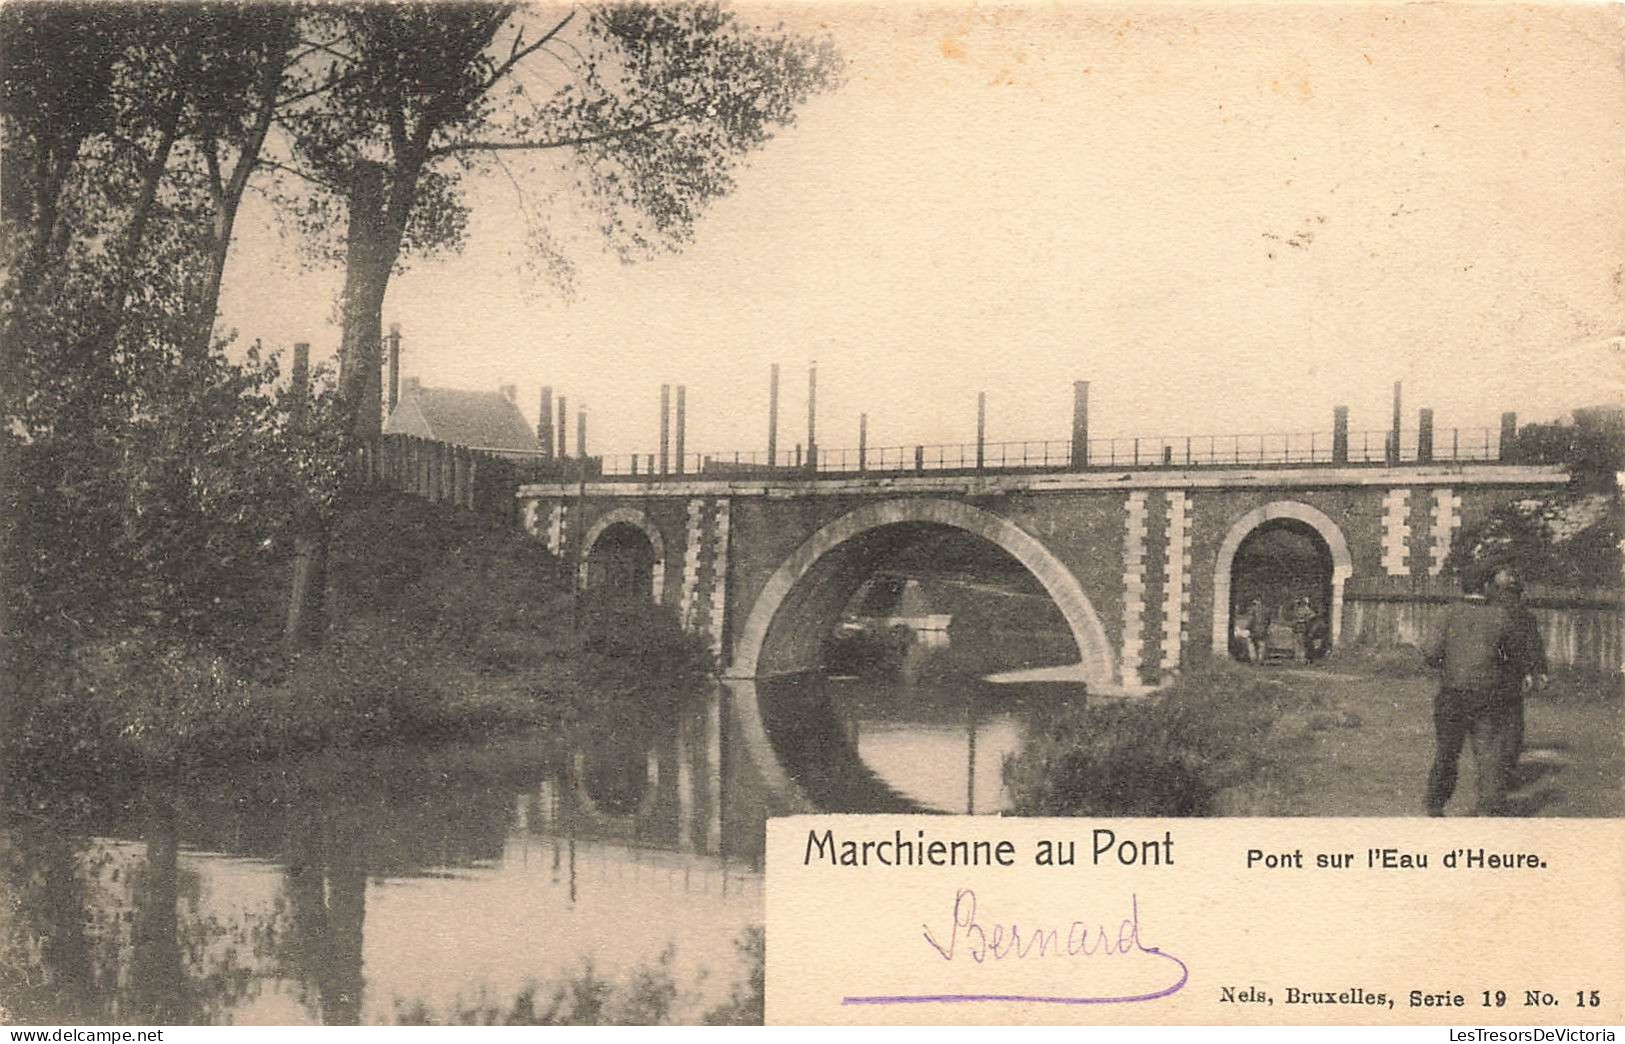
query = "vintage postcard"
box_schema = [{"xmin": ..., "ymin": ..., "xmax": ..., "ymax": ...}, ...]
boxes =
[{"xmin": 1, "ymin": 0, "xmax": 1620, "ymax": 1031}]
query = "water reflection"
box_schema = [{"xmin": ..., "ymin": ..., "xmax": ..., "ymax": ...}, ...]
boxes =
[
  {"xmin": 750, "ymin": 672, "xmax": 1080, "ymax": 814},
  {"xmin": 2, "ymin": 692, "xmax": 769, "ymax": 1025},
  {"xmin": 3, "ymin": 666, "xmax": 1081, "ymax": 1024}
]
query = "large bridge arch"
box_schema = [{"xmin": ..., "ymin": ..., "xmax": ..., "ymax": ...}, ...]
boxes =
[
  {"xmin": 729, "ymin": 497, "xmax": 1117, "ymax": 690},
  {"xmin": 578, "ymin": 507, "xmax": 666, "ymax": 604},
  {"xmin": 1210, "ymin": 500, "xmax": 1354, "ymax": 656}
]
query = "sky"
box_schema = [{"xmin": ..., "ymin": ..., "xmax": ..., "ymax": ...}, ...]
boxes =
[{"xmin": 217, "ymin": 1, "xmax": 1625, "ymax": 460}]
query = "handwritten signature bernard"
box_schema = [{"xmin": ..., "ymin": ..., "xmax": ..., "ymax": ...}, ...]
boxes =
[{"xmin": 841, "ymin": 888, "xmax": 1189, "ymax": 1007}]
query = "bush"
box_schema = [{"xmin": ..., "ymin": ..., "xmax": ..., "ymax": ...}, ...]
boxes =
[
  {"xmin": 3, "ymin": 492, "xmax": 714, "ymax": 798},
  {"xmin": 1003, "ymin": 666, "xmax": 1303, "ymax": 816},
  {"xmin": 578, "ymin": 594, "xmax": 713, "ymax": 683},
  {"xmin": 702, "ymin": 927, "xmax": 765, "ymax": 1026},
  {"xmin": 394, "ymin": 928, "xmax": 765, "ymax": 1026},
  {"xmin": 1444, "ymin": 491, "xmax": 1620, "ymax": 590}
]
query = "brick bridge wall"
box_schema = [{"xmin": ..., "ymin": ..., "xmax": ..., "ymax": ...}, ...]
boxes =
[{"xmin": 518, "ymin": 464, "xmax": 1568, "ymax": 692}]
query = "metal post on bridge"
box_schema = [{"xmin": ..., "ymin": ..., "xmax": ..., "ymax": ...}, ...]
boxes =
[
  {"xmin": 1332, "ymin": 405, "xmax": 1349, "ymax": 465},
  {"xmin": 1418, "ymin": 407, "xmax": 1434, "ymax": 463},
  {"xmin": 859, "ymin": 413, "xmax": 868, "ymax": 473},
  {"xmin": 675, "ymin": 385, "xmax": 686, "ymax": 476},
  {"xmin": 1071, "ymin": 380, "xmax": 1090, "ymax": 469},
  {"xmin": 767, "ymin": 364, "xmax": 780, "ymax": 469},
  {"xmin": 1500, "ymin": 412, "xmax": 1518, "ymax": 462},
  {"xmin": 577, "ymin": 407, "xmax": 587, "ymax": 461},
  {"xmin": 659, "ymin": 384, "xmax": 670, "ymax": 476},
  {"xmin": 914, "ymin": 444, "xmax": 924, "ymax": 473},
  {"xmin": 806, "ymin": 361, "xmax": 818, "ymax": 474},
  {"xmin": 538, "ymin": 386, "xmax": 554, "ymax": 460},
  {"xmin": 976, "ymin": 392, "xmax": 986, "ymax": 471},
  {"xmin": 1387, "ymin": 381, "xmax": 1403, "ymax": 465},
  {"xmin": 557, "ymin": 396, "xmax": 568, "ymax": 459}
]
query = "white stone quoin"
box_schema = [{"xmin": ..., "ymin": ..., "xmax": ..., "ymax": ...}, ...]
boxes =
[
  {"xmin": 1121, "ymin": 491, "xmax": 1149, "ymax": 687},
  {"xmin": 679, "ymin": 498, "xmax": 705, "ymax": 630},
  {"xmin": 706, "ymin": 499, "xmax": 731, "ymax": 657},
  {"xmin": 546, "ymin": 504, "xmax": 565, "ymax": 556},
  {"xmin": 1428, "ymin": 487, "xmax": 1462, "ymax": 576},
  {"xmin": 1161, "ymin": 491, "xmax": 1191, "ymax": 673},
  {"xmin": 1381, "ymin": 487, "xmax": 1411, "ymax": 576}
]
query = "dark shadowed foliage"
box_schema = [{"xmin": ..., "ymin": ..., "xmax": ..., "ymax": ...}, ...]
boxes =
[{"xmin": 3, "ymin": 492, "xmax": 711, "ymax": 806}]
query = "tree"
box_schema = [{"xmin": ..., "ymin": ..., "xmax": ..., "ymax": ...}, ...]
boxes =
[
  {"xmin": 1513, "ymin": 406, "xmax": 1625, "ymax": 493},
  {"xmin": 0, "ymin": 2, "xmax": 127, "ymax": 302},
  {"xmin": 1, "ymin": 2, "xmax": 843, "ymax": 654},
  {"xmin": 1445, "ymin": 408, "xmax": 1624, "ymax": 589},
  {"xmin": 269, "ymin": 2, "xmax": 841, "ymax": 642},
  {"xmin": 0, "ymin": 4, "xmax": 325, "ymax": 660},
  {"xmin": 273, "ymin": 2, "xmax": 841, "ymax": 439},
  {"xmin": 180, "ymin": 4, "xmax": 302, "ymax": 362}
]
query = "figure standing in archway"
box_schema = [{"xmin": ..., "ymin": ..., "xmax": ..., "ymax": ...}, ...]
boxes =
[{"xmin": 1245, "ymin": 597, "xmax": 1271, "ymax": 663}]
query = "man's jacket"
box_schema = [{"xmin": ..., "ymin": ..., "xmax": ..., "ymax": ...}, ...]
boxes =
[{"xmin": 1425, "ymin": 596, "xmax": 1513, "ymax": 692}]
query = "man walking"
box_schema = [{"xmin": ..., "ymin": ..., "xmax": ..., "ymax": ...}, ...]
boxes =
[{"xmin": 1424, "ymin": 569, "xmax": 1518, "ymax": 816}]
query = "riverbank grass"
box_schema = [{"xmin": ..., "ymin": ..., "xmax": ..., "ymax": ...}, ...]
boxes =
[
  {"xmin": 1002, "ymin": 663, "xmax": 1333, "ymax": 816},
  {"xmin": 1003, "ymin": 657, "xmax": 1622, "ymax": 818}
]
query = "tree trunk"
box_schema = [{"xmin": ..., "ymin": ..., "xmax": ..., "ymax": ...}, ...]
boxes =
[
  {"xmin": 191, "ymin": 39, "xmax": 288, "ymax": 365},
  {"xmin": 282, "ymin": 163, "xmax": 401, "ymax": 650},
  {"xmin": 336, "ymin": 164, "xmax": 393, "ymax": 443},
  {"xmin": 120, "ymin": 73, "xmax": 189, "ymax": 281}
]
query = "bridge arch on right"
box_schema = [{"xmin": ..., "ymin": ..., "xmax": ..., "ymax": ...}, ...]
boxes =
[{"xmin": 1210, "ymin": 500, "xmax": 1354, "ymax": 660}]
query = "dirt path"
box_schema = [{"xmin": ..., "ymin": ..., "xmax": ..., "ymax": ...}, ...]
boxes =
[{"xmin": 1249, "ymin": 668, "xmax": 1623, "ymax": 817}]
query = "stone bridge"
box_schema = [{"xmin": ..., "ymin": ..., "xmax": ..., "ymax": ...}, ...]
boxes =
[{"xmin": 517, "ymin": 462, "xmax": 1567, "ymax": 694}]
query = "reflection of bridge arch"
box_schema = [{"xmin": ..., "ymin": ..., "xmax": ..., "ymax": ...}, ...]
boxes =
[
  {"xmin": 570, "ymin": 748, "xmax": 660, "ymax": 822},
  {"xmin": 1210, "ymin": 500, "xmax": 1353, "ymax": 655},
  {"xmin": 579, "ymin": 508, "xmax": 666, "ymax": 604},
  {"xmin": 729, "ymin": 497, "xmax": 1116, "ymax": 690}
]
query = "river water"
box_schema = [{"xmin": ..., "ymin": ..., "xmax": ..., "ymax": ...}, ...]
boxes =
[{"xmin": 2, "ymin": 650, "xmax": 1082, "ymax": 1024}]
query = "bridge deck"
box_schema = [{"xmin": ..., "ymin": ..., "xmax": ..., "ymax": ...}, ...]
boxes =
[{"xmin": 510, "ymin": 424, "xmax": 1506, "ymax": 483}]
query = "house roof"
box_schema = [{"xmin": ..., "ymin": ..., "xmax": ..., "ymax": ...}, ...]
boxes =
[{"xmin": 385, "ymin": 385, "xmax": 538, "ymax": 453}]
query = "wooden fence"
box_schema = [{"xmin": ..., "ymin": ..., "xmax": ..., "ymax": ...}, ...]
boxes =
[
  {"xmin": 354, "ymin": 434, "xmax": 524, "ymax": 522},
  {"xmin": 1341, "ymin": 575, "xmax": 1623, "ymax": 674}
]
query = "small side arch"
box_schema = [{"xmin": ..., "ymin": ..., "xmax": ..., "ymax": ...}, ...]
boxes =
[
  {"xmin": 579, "ymin": 507, "xmax": 666, "ymax": 605},
  {"xmin": 1210, "ymin": 500, "xmax": 1354, "ymax": 655}
]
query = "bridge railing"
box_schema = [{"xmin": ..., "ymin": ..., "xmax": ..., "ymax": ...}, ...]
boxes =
[
  {"xmin": 513, "ymin": 425, "xmax": 1505, "ymax": 483},
  {"xmin": 1080, "ymin": 428, "xmax": 1500, "ymax": 468}
]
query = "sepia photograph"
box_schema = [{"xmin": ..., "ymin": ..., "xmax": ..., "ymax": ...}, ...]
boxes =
[{"xmin": 2, "ymin": 0, "xmax": 1621, "ymax": 1029}]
